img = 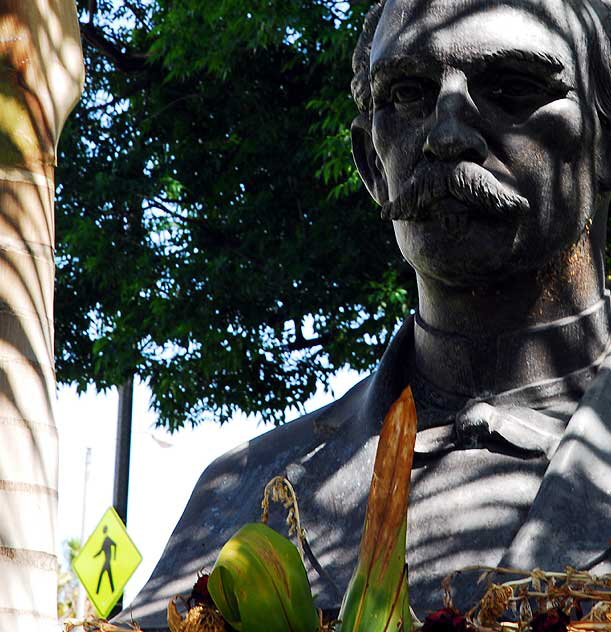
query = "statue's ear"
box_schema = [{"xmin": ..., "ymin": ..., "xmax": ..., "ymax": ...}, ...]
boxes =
[{"xmin": 351, "ymin": 113, "xmax": 389, "ymax": 206}]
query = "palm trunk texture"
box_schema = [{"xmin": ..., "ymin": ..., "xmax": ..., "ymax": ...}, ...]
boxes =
[{"xmin": 0, "ymin": 3, "xmax": 83, "ymax": 631}]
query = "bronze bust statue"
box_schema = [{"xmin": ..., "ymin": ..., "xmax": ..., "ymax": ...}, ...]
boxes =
[{"xmin": 120, "ymin": 0, "xmax": 611, "ymax": 628}]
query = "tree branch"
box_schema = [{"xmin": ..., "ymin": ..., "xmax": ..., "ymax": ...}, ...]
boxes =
[
  {"xmin": 287, "ymin": 333, "xmax": 333, "ymax": 351},
  {"xmin": 146, "ymin": 198, "xmax": 204, "ymax": 226},
  {"xmin": 88, "ymin": 0, "xmax": 98, "ymax": 24},
  {"xmin": 294, "ymin": 320, "xmax": 305, "ymax": 346},
  {"xmin": 124, "ymin": 1, "xmax": 150, "ymax": 30},
  {"xmin": 80, "ymin": 21, "xmax": 151, "ymax": 73},
  {"xmin": 146, "ymin": 198, "xmax": 255, "ymax": 257}
]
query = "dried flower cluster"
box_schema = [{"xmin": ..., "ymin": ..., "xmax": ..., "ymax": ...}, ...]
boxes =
[
  {"xmin": 420, "ymin": 607, "xmax": 472, "ymax": 632},
  {"xmin": 167, "ymin": 572, "xmax": 227, "ymax": 632},
  {"xmin": 167, "ymin": 599, "xmax": 227, "ymax": 632},
  {"xmin": 434, "ymin": 565, "xmax": 611, "ymax": 632}
]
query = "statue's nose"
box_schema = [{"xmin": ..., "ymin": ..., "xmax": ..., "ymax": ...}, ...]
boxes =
[{"xmin": 423, "ymin": 77, "xmax": 488, "ymax": 164}]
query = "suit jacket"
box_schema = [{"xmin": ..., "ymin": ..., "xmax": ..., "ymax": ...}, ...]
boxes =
[{"xmin": 118, "ymin": 316, "xmax": 611, "ymax": 631}]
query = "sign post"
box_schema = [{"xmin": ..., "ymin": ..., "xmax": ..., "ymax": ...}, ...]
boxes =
[{"xmin": 73, "ymin": 507, "xmax": 142, "ymax": 619}]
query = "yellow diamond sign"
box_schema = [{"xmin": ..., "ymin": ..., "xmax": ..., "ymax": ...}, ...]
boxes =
[{"xmin": 73, "ymin": 507, "xmax": 142, "ymax": 618}]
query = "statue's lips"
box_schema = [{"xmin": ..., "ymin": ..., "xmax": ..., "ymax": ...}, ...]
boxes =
[
  {"xmin": 429, "ymin": 196, "xmax": 471, "ymax": 216},
  {"xmin": 428, "ymin": 196, "xmax": 473, "ymax": 236}
]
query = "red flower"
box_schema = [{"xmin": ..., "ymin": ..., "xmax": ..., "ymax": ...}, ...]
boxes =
[
  {"xmin": 190, "ymin": 573, "xmax": 214, "ymax": 607},
  {"xmin": 421, "ymin": 607, "xmax": 471, "ymax": 632},
  {"xmin": 531, "ymin": 609, "xmax": 570, "ymax": 632}
]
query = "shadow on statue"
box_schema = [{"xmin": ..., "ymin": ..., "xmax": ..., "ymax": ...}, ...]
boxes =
[{"xmin": 118, "ymin": 0, "xmax": 611, "ymax": 628}]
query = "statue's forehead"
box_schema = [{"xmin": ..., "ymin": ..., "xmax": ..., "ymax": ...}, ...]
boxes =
[{"xmin": 371, "ymin": 0, "xmax": 589, "ymax": 69}]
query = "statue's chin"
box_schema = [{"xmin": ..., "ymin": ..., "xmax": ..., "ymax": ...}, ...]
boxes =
[{"xmin": 393, "ymin": 214, "xmax": 537, "ymax": 287}]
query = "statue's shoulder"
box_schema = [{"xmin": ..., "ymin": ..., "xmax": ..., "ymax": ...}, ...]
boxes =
[
  {"xmin": 196, "ymin": 315, "xmax": 417, "ymax": 490},
  {"xmin": 197, "ymin": 374, "xmax": 372, "ymax": 490}
]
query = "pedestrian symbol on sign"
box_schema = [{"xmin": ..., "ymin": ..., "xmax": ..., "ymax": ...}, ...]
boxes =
[
  {"xmin": 73, "ymin": 507, "xmax": 142, "ymax": 619},
  {"xmin": 95, "ymin": 526, "xmax": 117, "ymax": 594}
]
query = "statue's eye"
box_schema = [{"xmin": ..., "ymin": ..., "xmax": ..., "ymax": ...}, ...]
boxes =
[
  {"xmin": 488, "ymin": 75, "xmax": 545, "ymax": 99},
  {"xmin": 482, "ymin": 71, "xmax": 568, "ymax": 115},
  {"xmin": 391, "ymin": 81, "xmax": 424, "ymax": 103},
  {"xmin": 390, "ymin": 79, "xmax": 436, "ymax": 115}
]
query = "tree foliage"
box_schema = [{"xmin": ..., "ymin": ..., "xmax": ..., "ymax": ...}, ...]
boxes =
[{"xmin": 56, "ymin": 0, "xmax": 415, "ymax": 430}]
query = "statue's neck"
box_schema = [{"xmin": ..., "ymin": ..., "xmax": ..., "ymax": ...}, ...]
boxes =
[{"xmin": 413, "ymin": 231, "xmax": 610, "ymax": 402}]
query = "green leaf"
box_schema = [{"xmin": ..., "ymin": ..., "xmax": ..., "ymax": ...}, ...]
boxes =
[{"xmin": 208, "ymin": 523, "xmax": 319, "ymax": 632}]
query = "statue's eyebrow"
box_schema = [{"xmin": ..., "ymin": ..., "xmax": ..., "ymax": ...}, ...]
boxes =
[
  {"xmin": 371, "ymin": 49, "xmax": 565, "ymax": 85},
  {"xmin": 471, "ymin": 49, "xmax": 565, "ymax": 74}
]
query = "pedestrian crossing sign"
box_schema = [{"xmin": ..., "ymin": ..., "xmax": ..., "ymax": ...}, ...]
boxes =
[{"xmin": 73, "ymin": 506, "xmax": 142, "ymax": 618}]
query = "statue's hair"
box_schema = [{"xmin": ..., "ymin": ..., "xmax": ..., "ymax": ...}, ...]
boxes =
[
  {"xmin": 351, "ymin": 0, "xmax": 388, "ymax": 116},
  {"xmin": 587, "ymin": 0, "xmax": 611, "ymax": 128},
  {"xmin": 351, "ymin": 0, "xmax": 611, "ymax": 129}
]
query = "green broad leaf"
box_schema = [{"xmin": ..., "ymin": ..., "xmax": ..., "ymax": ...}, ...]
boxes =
[
  {"xmin": 208, "ymin": 523, "xmax": 319, "ymax": 632},
  {"xmin": 336, "ymin": 386, "xmax": 417, "ymax": 632}
]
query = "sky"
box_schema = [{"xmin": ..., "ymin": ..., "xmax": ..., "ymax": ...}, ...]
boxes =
[{"xmin": 55, "ymin": 369, "xmax": 364, "ymax": 608}]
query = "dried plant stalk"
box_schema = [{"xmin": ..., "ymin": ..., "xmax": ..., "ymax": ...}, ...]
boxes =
[{"xmin": 260, "ymin": 475, "xmax": 306, "ymax": 560}]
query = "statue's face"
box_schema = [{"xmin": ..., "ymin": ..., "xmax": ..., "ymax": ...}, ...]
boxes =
[{"xmin": 363, "ymin": 0, "xmax": 609, "ymax": 285}]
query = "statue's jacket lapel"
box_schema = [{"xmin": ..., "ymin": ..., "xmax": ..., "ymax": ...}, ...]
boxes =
[{"xmin": 501, "ymin": 352, "xmax": 611, "ymax": 574}]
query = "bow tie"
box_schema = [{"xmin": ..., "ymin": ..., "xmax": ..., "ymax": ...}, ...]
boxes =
[{"xmin": 415, "ymin": 402, "xmax": 568, "ymax": 459}]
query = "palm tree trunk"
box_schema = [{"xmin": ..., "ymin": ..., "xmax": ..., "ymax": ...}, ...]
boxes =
[{"xmin": 0, "ymin": 2, "xmax": 83, "ymax": 631}]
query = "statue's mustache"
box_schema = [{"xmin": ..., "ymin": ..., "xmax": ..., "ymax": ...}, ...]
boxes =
[{"xmin": 381, "ymin": 163, "xmax": 530, "ymax": 221}]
